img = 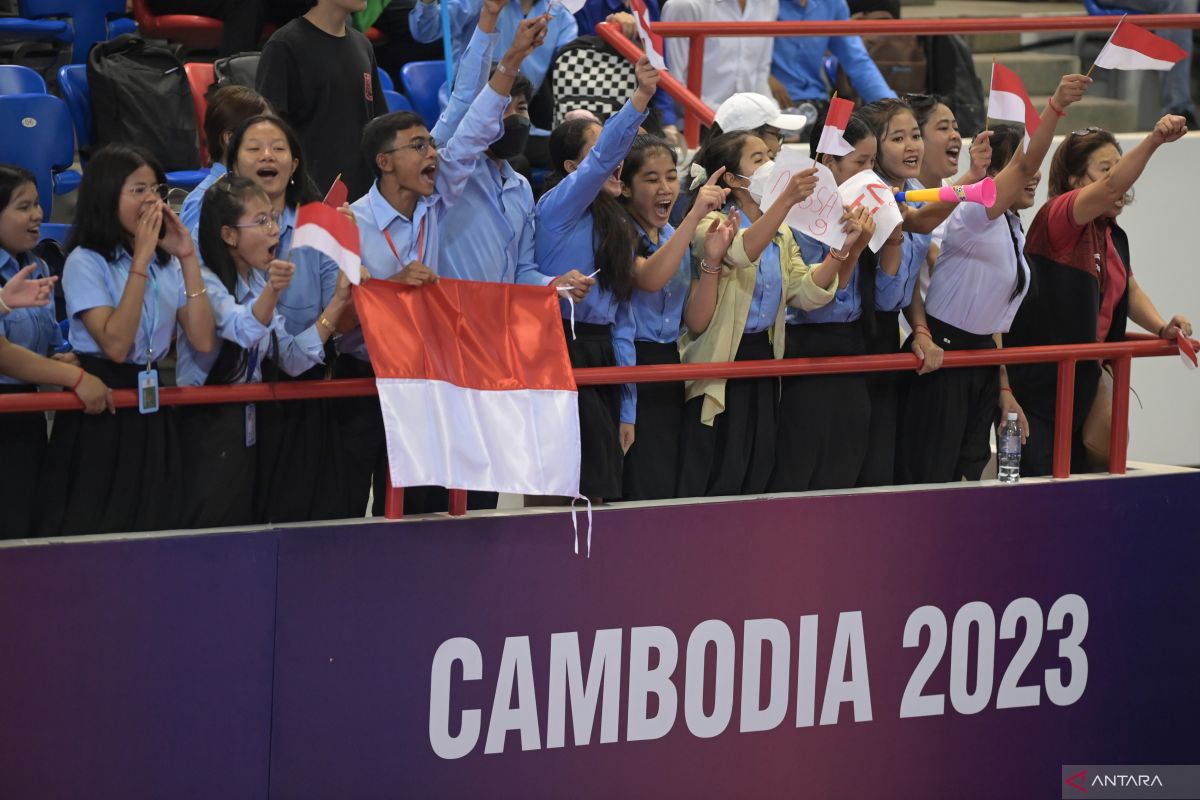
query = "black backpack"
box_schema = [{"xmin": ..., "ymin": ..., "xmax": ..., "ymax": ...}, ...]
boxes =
[
  {"xmin": 212, "ymin": 52, "xmax": 260, "ymax": 92},
  {"xmin": 926, "ymin": 35, "xmax": 986, "ymax": 138},
  {"xmin": 549, "ymin": 36, "xmax": 639, "ymax": 128},
  {"xmin": 86, "ymin": 34, "xmax": 200, "ymax": 171}
]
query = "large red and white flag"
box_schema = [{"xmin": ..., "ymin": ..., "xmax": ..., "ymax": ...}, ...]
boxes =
[
  {"xmin": 816, "ymin": 96, "xmax": 856, "ymax": 157},
  {"xmin": 631, "ymin": 0, "xmax": 667, "ymax": 71},
  {"xmin": 291, "ymin": 201, "xmax": 361, "ymax": 285},
  {"xmin": 1094, "ymin": 17, "xmax": 1187, "ymax": 71},
  {"xmin": 354, "ymin": 278, "xmax": 581, "ymax": 498},
  {"xmin": 988, "ymin": 61, "xmax": 1040, "ymax": 146}
]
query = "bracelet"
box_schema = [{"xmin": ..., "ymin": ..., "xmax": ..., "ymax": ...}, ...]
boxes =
[
  {"xmin": 129, "ymin": 270, "xmax": 149, "ymax": 279},
  {"xmin": 828, "ymin": 247, "xmax": 850, "ymax": 261},
  {"xmin": 1000, "ymin": 386, "xmax": 1013, "ymax": 394},
  {"xmin": 913, "ymin": 324, "xmax": 932, "ymax": 338},
  {"xmin": 699, "ymin": 259, "xmax": 721, "ymax": 275},
  {"xmin": 495, "ymin": 61, "xmax": 516, "ymax": 76},
  {"xmin": 1047, "ymin": 97, "xmax": 1066, "ymax": 117},
  {"xmin": 186, "ymin": 286, "xmax": 208, "ymax": 299},
  {"xmin": 70, "ymin": 367, "xmax": 85, "ymax": 390},
  {"xmin": 318, "ymin": 315, "xmax": 336, "ymax": 332},
  {"xmin": 0, "ymin": 292, "xmax": 10, "ymax": 316}
]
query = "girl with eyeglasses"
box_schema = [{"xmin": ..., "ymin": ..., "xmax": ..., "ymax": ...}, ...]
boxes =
[
  {"xmin": 897, "ymin": 73, "xmax": 1089, "ymax": 484},
  {"xmin": 175, "ymin": 176, "xmax": 351, "ymax": 528},
  {"xmin": 0, "ymin": 164, "xmax": 116, "ymax": 536},
  {"xmin": 1005, "ymin": 114, "xmax": 1194, "ymax": 476},
  {"xmin": 36, "ymin": 145, "xmax": 216, "ymax": 536},
  {"xmin": 224, "ymin": 113, "xmax": 348, "ymax": 523}
]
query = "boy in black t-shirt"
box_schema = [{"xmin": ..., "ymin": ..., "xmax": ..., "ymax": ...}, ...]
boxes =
[{"xmin": 256, "ymin": 0, "xmax": 389, "ymax": 201}]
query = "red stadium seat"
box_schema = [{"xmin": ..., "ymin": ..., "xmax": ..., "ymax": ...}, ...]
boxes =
[
  {"xmin": 130, "ymin": 0, "xmax": 222, "ymax": 50},
  {"xmin": 184, "ymin": 61, "xmax": 215, "ymax": 167}
]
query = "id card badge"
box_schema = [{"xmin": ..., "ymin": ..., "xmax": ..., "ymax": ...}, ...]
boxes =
[
  {"xmin": 138, "ymin": 368, "xmax": 159, "ymax": 415},
  {"xmin": 244, "ymin": 402, "xmax": 257, "ymax": 447}
]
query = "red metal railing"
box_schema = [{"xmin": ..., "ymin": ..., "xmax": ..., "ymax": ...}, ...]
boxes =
[
  {"xmin": 595, "ymin": 14, "xmax": 1200, "ymax": 146},
  {"xmin": 0, "ymin": 335, "xmax": 1190, "ymax": 521}
]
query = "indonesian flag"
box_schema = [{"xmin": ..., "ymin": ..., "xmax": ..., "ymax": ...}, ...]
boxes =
[
  {"xmin": 323, "ymin": 175, "xmax": 348, "ymax": 208},
  {"xmin": 631, "ymin": 0, "xmax": 667, "ymax": 71},
  {"xmin": 816, "ymin": 96, "xmax": 856, "ymax": 156},
  {"xmin": 987, "ymin": 61, "xmax": 1040, "ymax": 147},
  {"xmin": 354, "ymin": 278, "xmax": 581, "ymax": 498},
  {"xmin": 291, "ymin": 201, "xmax": 361, "ymax": 285},
  {"xmin": 1095, "ymin": 17, "xmax": 1187, "ymax": 71}
]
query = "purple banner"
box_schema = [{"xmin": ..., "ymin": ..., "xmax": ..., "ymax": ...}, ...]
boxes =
[{"xmin": 1, "ymin": 472, "xmax": 1198, "ymax": 798}]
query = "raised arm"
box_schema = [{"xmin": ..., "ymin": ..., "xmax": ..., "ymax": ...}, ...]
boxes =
[
  {"xmin": 1071, "ymin": 114, "xmax": 1188, "ymax": 225},
  {"xmin": 635, "ymin": 168, "xmax": 730, "ymax": 292}
]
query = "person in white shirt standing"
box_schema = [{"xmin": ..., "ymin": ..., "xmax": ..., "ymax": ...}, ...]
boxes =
[{"xmin": 661, "ymin": 0, "xmax": 779, "ymax": 109}]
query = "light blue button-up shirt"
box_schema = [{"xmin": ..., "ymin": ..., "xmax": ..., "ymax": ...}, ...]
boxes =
[
  {"xmin": 410, "ymin": 0, "xmax": 578, "ymax": 91},
  {"xmin": 0, "ymin": 250, "xmax": 61, "ymax": 384},
  {"xmin": 788, "ymin": 231, "xmax": 903, "ymax": 324},
  {"xmin": 181, "ymin": 162, "xmax": 225, "ymax": 236},
  {"xmin": 175, "ymin": 266, "xmax": 325, "ymax": 385},
  {"xmin": 740, "ymin": 210, "xmax": 782, "ymax": 334},
  {"xmin": 344, "ymin": 79, "xmax": 511, "ymax": 360},
  {"xmin": 772, "ymin": 0, "xmax": 896, "ymax": 104},
  {"xmin": 535, "ymin": 98, "xmax": 648, "ymax": 326},
  {"xmin": 63, "ymin": 247, "xmax": 188, "ymax": 365},
  {"xmin": 612, "ymin": 221, "xmax": 689, "ymax": 423},
  {"xmin": 428, "ymin": 26, "xmax": 544, "ymax": 286}
]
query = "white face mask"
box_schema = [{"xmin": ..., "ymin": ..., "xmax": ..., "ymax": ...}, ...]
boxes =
[{"xmin": 738, "ymin": 159, "xmax": 775, "ymax": 204}]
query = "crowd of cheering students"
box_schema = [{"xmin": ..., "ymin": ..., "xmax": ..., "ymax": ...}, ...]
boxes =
[{"xmin": 0, "ymin": 2, "xmax": 1194, "ymax": 536}]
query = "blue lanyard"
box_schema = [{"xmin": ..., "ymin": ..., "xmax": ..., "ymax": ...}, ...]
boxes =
[
  {"xmin": 141, "ymin": 266, "xmax": 159, "ymax": 367},
  {"xmin": 238, "ymin": 276, "xmax": 263, "ymax": 383}
]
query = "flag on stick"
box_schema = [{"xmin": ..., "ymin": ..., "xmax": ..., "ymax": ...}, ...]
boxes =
[
  {"xmin": 816, "ymin": 95, "xmax": 856, "ymax": 157},
  {"xmin": 987, "ymin": 61, "xmax": 1040, "ymax": 147},
  {"xmin": 631, "ymin": 0, "xmax": 667, "ymax": 70},
  {"xmin": 1093, "ymin": 17, "xmax": 1187, "ymax": 73},
  {"xmin": 291, "ymin": 201, "xmax": 362, "ymax": 285}
]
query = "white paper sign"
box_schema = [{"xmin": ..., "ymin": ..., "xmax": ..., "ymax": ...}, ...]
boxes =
[
  {"xmin": 837, "ymin": 169, "xmax": 904, "ymax": 253},
  {"xmin": 760, "ymin": 149, "xmax": 848, "ymax": 251}
]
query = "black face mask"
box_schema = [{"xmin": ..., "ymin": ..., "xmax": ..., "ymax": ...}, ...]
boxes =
[{"xmin": 489, "ymin": 115, "xmax": 531, "ymax": 160}]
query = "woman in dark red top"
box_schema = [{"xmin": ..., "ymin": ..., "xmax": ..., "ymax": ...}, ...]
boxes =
[{"xmin": 1007, "ymin": 115, "xmax": 1193, "ymax": 475}]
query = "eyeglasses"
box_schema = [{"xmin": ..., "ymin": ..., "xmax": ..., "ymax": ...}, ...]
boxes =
[
  {"xmin": 230, "ymin": 212, "xmax": 282, "ymax": 232},
  {"xmin": 381, "ymin": 137, "xmax": 436, "ymax": 157},
  {"xmin": 125, "ymin": 182, "xmax": 168, "ymax": 201},
  {"xmin": 1071, "ymin": 126, "xmax": 1103, "ymax": 137}
]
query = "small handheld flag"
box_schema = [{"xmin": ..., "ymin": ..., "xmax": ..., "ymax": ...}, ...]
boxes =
[
  {"xmin": 1178, "ymin": 330, "xmax": 1198, "ymax": 370},
  {"xmin": 816, "ymin": 96, "xmax": 856, "ymax": 157},
  {"xmin": 292, "ymin": 202, "xmax": 362, "ymax": 285},
  {"xmin": 323, "ymin": 173, "xmax": 348, "ymax": 208},
  {"xmin": 630, "ymin": 0, "xmax": 667, "ymax": 71},
  {"xmin": 1092, "ymin": 17, "xmax": 1187, "ymax": 74},
  {"xmin": 988, "ymin": 61, "xmax": 1039, "ymax": 147}
]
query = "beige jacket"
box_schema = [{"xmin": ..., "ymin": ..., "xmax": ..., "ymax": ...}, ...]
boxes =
[{"xmin": 680, "ymin": 210, "xmax": 837, "ymax": 425}]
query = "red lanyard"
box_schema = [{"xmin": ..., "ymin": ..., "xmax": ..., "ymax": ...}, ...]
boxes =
[{"xmin": 383, "ymin": 214, "xmax": 426, "ymax": 268}]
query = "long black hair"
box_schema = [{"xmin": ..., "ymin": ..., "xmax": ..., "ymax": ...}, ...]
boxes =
[
  {"xmin": 692, "ymin": 130, "xmax": 754, "ymax": 213},
  {"xmin": 619, "ymin": 134, "xmax": 676, "ymax": 256},
  {"xmin": 856, "ymin": 98, "xmax": 916, "ymax": 189},
  {"xmin": 67, "ymin": 144, "xmax": 169, "ymax": 265},
  {"xmin": 546, "ymin": 117, "xmax": 637, "ymax": 302},
  {"xmin": 197, "ymin": 174, "xmax": 272, "ymax": 385},
  {"xmin": 226, "ymin": 114, "xmax": 319, "ymax": 209}
]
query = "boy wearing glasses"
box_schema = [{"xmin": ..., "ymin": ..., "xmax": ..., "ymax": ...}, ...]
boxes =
[{"xmin": 332, "ymin": 10, "xmax": 548, "ymax": 518}]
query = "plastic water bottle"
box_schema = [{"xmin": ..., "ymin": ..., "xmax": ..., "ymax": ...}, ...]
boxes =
[{"xmin": 997, "ymin": 412, "xmax": 1021, "ymax": 484}]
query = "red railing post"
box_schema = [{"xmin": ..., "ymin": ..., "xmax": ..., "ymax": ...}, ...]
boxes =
[
  {"xmin": 1108, "ymin": 355, "xmax": 1133, "ymax": 475},
  {"xmin": 684, "ymin": 34, "xmax": 706, "ymax": 148},
  {"xmin": 448, "ymin": 489, "xmax": 468, "ymax": 516},
  {"xmin": 384, "ymin": 467, "xmax": 404, "ymax": 520},
  {"xmin": 1052, "ymin": 359, "xmax": 1076, "ymax": 479}
]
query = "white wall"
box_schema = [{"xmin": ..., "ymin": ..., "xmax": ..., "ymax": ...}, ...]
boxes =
[{"xmin": 1016, "ymin": 132, "xmax": 1200, "ymax": 466}]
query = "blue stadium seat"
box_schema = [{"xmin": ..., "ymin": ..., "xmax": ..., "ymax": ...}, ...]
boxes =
[
  {"xmin": 0, "ymin": 16, "xmax": 72, "ymax": 47},
  {"xmin": 0, "ymin": 64, "xmax": 47, "ymax": 94},
  {"xmin": 39, "ymin": 222, "xmax": 71, "ymax": 244},
  {"xmin": 377, "ymin": 67, "xmax": 394, "ymax": 93},
  {"xmin": 57, "ymin": 64, "xmax": 207, "ymax": 190},
  {"xmin": 401, "ymin": 60, "xmax": 447, "ymax": 128},
  {"xmin": 0, "ymin": 94, "xmax": 80, "ymax": 218},
  {"xmin": 20, "ymin": 0, "xmax": 137, "ymax": 63},
  {"xmin": 384, "ymin": 89, "xmax": 413, "ymax": 113},
  {"xmin": 1081, "ymin": 0, "xmax": 1137, "ymax": 15}
]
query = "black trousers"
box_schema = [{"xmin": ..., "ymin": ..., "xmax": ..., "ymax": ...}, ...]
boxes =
[
  {"xmin": 769, "ymin": 322, "xmax": 870, "ymax": 492},
  {"xmin": 677, "ymin": 331, "xmax": 777, "ymax": 498},
  {"xmin": 621, "ymin": 340, "xmax": 684, "ymax": 501},
  {"xmin": 565, "ymin": 320, "xmax": 623, "ymax": 500},
  {"xmin": 859, "ymin": 309, "xmax": 902, "ymax": 487},
  {"xmin": 896, "ymin": 316, "xmax": 999, "ymax": 484},
  {"xmin": 179, "ymin": 402, "xmax": 256, "ymax": 528},
  {"xmin": 0, "ymin": 385, "xmax": 45, "ymax": 538}
]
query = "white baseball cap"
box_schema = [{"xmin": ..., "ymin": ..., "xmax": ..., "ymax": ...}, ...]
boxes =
[{"xmin": 714, "ymin": 93, "xmax": 810, "ymax": 133}]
